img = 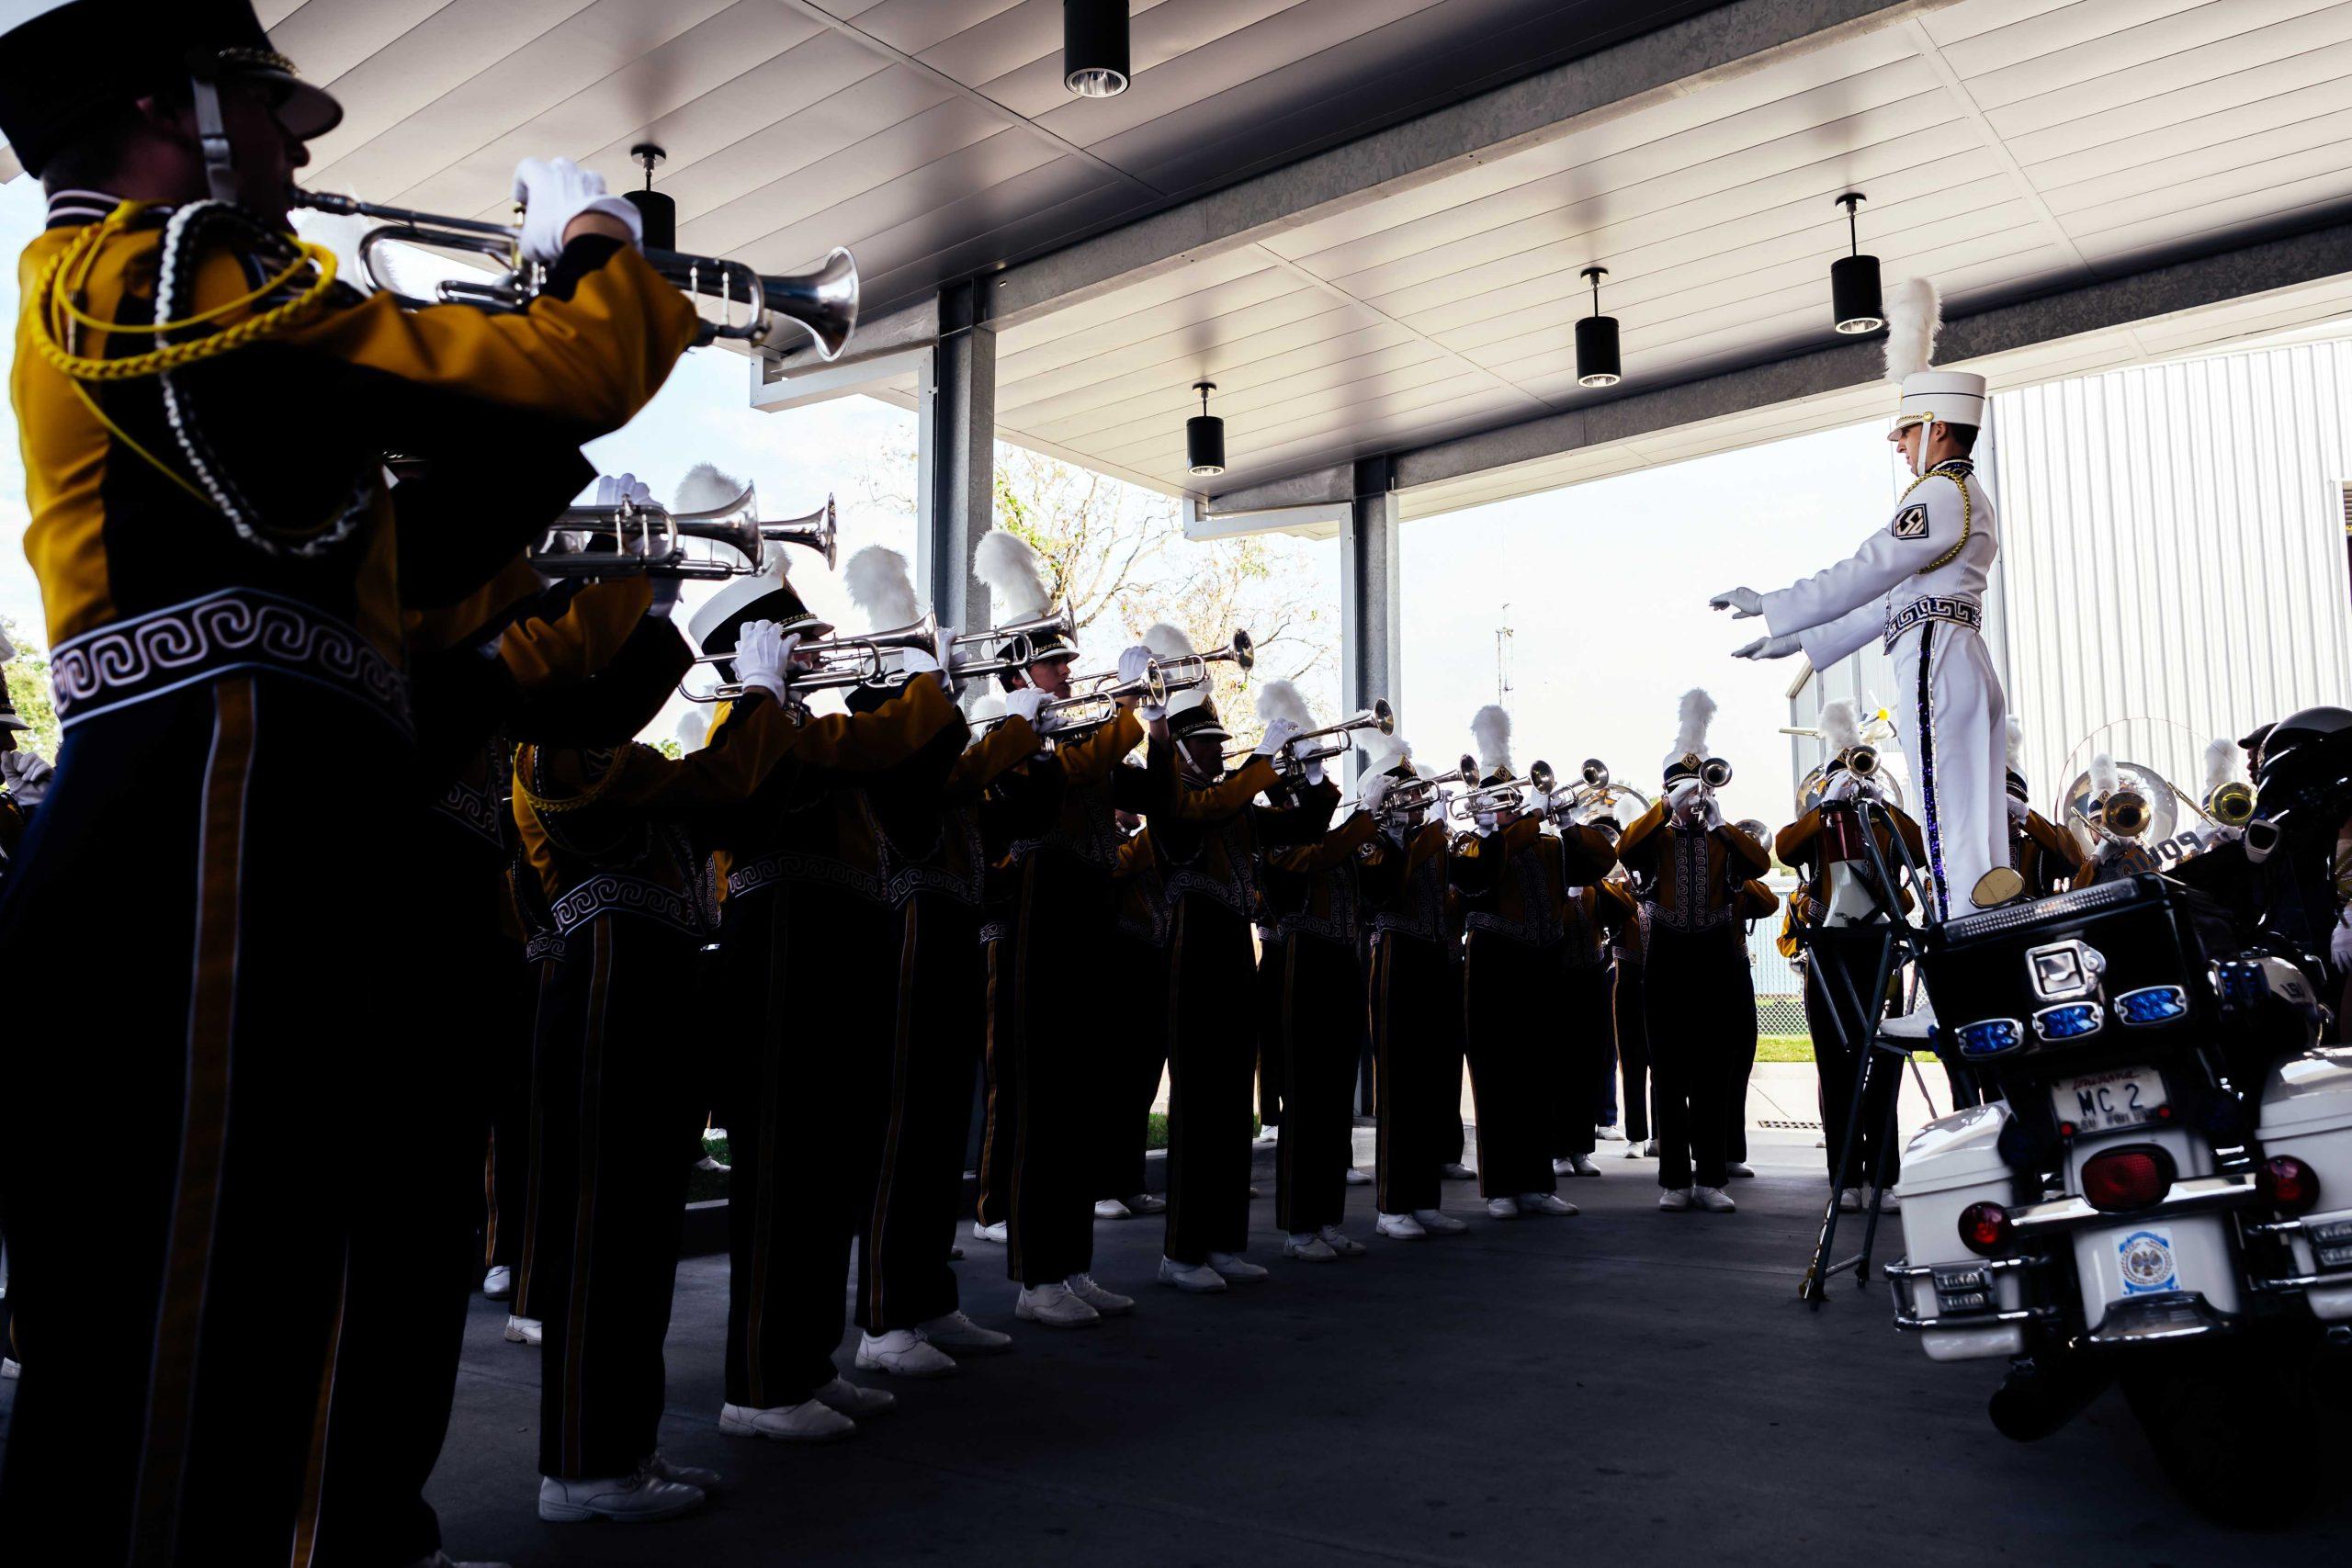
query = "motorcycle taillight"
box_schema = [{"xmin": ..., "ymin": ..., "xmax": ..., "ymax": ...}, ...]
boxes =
[
  {"xmin": 2081, "ymin": 1146, "xmax": 2174, "ymax": 1213},
  {"xmin": 2258, "ymin": 1155, "xmax": 2322, "ymax": 1215},
  {"xmin": 1957, "ymin": 1201, "xmax": 2012, "ymax": 1257}
]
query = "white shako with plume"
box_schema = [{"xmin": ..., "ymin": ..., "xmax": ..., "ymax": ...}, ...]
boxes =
[
  {"xmin": 844, "ymin": 544, "xmax": 924, "ymax": 680},
  {"xmin": 1661, "ymin": 688, "xmax": 1715, "ymax": 792},
  {"xmin": 1254, "ymin": 678, "xmax": 1315, "ymax": 736},
  {"xmin": 972, "ymin": 530, "xmax": 1074, "ymax": 668},
  {"xmin": 1819, "ymin": 699, "xmax": 1863, "ymax": 758},
  {"xmin": 1883, "ymin": 277, "xmax": 1985, "ymax": 452},
  {"xmin": 687, "ymin": 462, "xmax": 830, "ymax": 655},
  {"xmin": 1148, "ymin": 622, "xmax": 1226, "ymax": 742},
  {"xmin": 1358, "ymin": 728, "xmax": 1412, "ymax": 779},
  {"xmin": 1471, "ymin": 704, "xmax": 1512, "ymax": 785}
]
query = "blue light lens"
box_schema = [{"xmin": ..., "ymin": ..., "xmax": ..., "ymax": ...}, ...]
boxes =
[
  {"xmin": 2033, "ymin": 1003, "xmax": 2102, "ymax": 1042},
  {"xmin": 1954, "ymin": 1019, "xmax": 2024, "ymax": 1057},
  {"xmin": 2214, "ymin": 962, "xmax": 2265, "ymax": 1007},
  {"xmin": 2115, "ymin": 986, "xmax": 2188, "ymax": 1026}
]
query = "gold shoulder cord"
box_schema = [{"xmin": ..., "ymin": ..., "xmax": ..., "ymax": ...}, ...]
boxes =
[
  {"xmin": 1895, "ymin": 468, "xmax": 1973, "ymax": 572},
  {"xmin": 513, "ymin": 746, "xmax": 635, "ymax": 817}
]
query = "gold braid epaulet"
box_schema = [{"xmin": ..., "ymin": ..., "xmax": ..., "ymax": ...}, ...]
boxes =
[
  {"xmin": 1896, "ymin": 465, "xmax": 1973, "ymax": 572},
  {"xmin": 514, "ymin": 744, "xmax": 637, "ymax": 817}
]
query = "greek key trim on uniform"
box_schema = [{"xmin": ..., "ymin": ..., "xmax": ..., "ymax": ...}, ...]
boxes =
[
  {"xmin": 1370, "ymin": 852, "xmax": 1447, "ymax": 944},
  {"xmin": 1883, "ymin": 593, "xmax": 1981, "ymax": 652},
  {"xmin": 1278, "ymin": 863, "xmax": 1360, "ymax": 946},
  {"xmin": 725, "ymin": 849, "xmax": 886, "ymax": 907},
  {"xmin": 50, "ymin": 587, "xmax": 411, "ymax": 734},
  {"xmin": 549, "ymin": 873, "xmax": 705, "ymax": 940},
  {"xmin": 432, "ymin": 775, "xmax": 505, "ymax": 847}
]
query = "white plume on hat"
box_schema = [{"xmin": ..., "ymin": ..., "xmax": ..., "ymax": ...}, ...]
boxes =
[
  {"xmin": 1670, "ymin": 687, "xmax": 1716, "ymax": 765},
  {"xmin": 674, "ymin": 709, "xmax": 710, "ymax": 754},
  {"xmin": 2006, "ymin": 714, "xmax": 2025, "ymax": 770},
  {"xmin": 1883, "ymin": 276, "xmax": 1942, "ymax": 383},
  {"xmin": 1358, "ymin": 730, "xmax": 1410, "ymax": 774},
  {"xmin": 2203, "ymin": 737, "xmax": 2243, "ymax": 800},
  {"xmin": 1472, "ymin": 705, "xmax": 1512, "ymax": 775},
  {"xmin": 2089, "ymin": 752, "xmax": 2120, "ymax": 800},
  {"xmin": 673, "ymin": 461, "xmax": 752, "ymax": 520},
  {"xmin": 966, "ymin": 690, "xmax": 1005, "ymax": 726},
  {"xmin": 974, "ymin": 531, "xmax": 1053, "ymax": 623},
  {"xmin": 844, "ymin": 545, "xmax": 922, "ymax": 634},
  {"xmin": 1819, "ymin": 700, "xmax": 1862, "ymax": 756},
  {"xmin": 1145, "ymin": 623, "xmax": 1206, "ymax": 716},
  {"xmin": 1254, "ymin": 679, "xmax": 1315, "ymax": 734}
]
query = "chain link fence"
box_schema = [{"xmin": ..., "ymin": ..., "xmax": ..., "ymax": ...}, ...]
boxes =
[{"xmin": 1748, "ymin": 878, "xmax": 1809, "ymax": 1041}]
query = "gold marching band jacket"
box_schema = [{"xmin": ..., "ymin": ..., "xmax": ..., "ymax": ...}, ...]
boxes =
[
  {"xmin": 1613, "ymin": 801, "xmax": 1772, "ymax": 933},
  {"xmin": 1155, "ymin": 754, "xmax": 1284, "ymax": 917},
  {"xmin": 2013, "ymin": 805, "xmax": 2085, "ymax": 898},
  {"xmin": 1114, "ymin": 825, "xmax": 1172, "ymax": 948},
  {"xmin": 1012, "ymin": 708, "xmax": 1149, "ymax": 873},
  {"xmin": 1453, "ymin": 816, "xmax": 1620, "ymax": 947},
  {"xmin": 1263, "ymin": 807, "xmax": 1377, "ymax": 946},
  {"xmin": 1363, "ymin": 819, "xmax": 1458, "ymax": 948},
  {"xmin": 1771, "ymin": 800, "xmax": 1926, "ymax": 955}
]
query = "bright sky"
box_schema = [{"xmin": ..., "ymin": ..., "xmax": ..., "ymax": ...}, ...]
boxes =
[{"xmin": 0, "ymin": 173, "xmax": 1905, "ymax": 820}]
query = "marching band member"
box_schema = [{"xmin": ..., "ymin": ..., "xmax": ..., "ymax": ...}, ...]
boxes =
[
  {"xmin": 1552, "ymin": 852, "xmax": 1633, "ymax": 1181},
  {"xmin": 1152, "ymin": 640, "xmax": 1302, "ymax": 1292},
  {"xmin": 1451, "ymin": 705, "xmax": 1615, "ymax": 1221},
  {"xmin": 1777, "ymin": 705, "xmax": 1926, "ymax": 1213},
  {"xmin": 1098, "ymin": 808, "xmax": 1173, "ymax": 1221},
  {"xmin": 0, "ymin": 6, "xmax": 696, "ymax": 1553},
  {"xmin": 974, "ymin": 534, "xmax": 1156, "ymax": 1327},
  {"xmin": 839, "ymin": 547, "xmax": 1034, "ymax": 1378},
  {"xmin": 1724, "ymin": 825, "xmax": 1782, "ymax": 1181},
  {"xmin": 1714, "ymin": 276, "xmax": 2007, "ymax": 951},
  {"xmin": 2005, "ymin": 715, "xmax": 2081, "ymax": 897},
  {"xmin": 1357, "ymin": 736, "xmax": 1472, "ymax": 1238},
  {"xmin": 1614, "ymin": 693, "xmax": 1770, "ymax": 1214},
  {"xmin": 696, "ymin": 519, "xmax": 960, "ymax": 1439},
  {"xmin": 1254, "ymin": 682, "xmax": 1372, "ymax": 1262},
  {"xmin": 1597, "ymin": 819, "xmax": 1658, "ymax": 1160}
]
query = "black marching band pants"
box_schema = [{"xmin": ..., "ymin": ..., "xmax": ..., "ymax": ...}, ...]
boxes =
[
  {"xmin": 1613, "ymin": 959, "xmax": 1652, "ymax": 1144},
  {"xmin": 1098, "ymin": 928, "xmax": 1170, "ymax": 1203},
  {"xmin": 1461, "ymin": 933, "xmax": 1562, "ymax": 1201},
  {"xmin": 0, "ymin": 677, "xmax": 418, "ymax": 1564},
  {"xmin": 1005, "ymin": 852, "xmax": 1117, "ymax": 1286},
  {"xmin": 1275, "ymin": 933, "xmax": 1362, "ymax": 1235},
  {"xmin": 721, "ymin": 884, "xmax": 891, "ymax": 1409},
  {"xmin": 1371, "ymin": 931, "xmax": 1456, "ymax": 1216},
  {"xmin": 1803, "ymin": 926, "xmax": 1904, "ymax": 1189},
  {"xmin": 1645, "ymin": 922, "xmax": 1755, "ymax": 1191},
  {"xmin": 858, "ymin": 894, "xmax": 987, "ymax": 1333},
  {"xmin": 1548, "ymin": 963, "xmax": 1613, "ymax": 1161},
  {"xmin": 1165, "ymin": 894, "xmax": 1261, "ymax": 1265}
]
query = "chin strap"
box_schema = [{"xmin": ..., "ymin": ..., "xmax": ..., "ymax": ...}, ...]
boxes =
[{"xmin": 187, "ymin": 63, "xmax": 240, "ymax": 205}]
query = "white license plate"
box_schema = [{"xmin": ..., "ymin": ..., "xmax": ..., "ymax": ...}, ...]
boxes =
[{"xmin": 2051, "ymin": 1066, "xmax": 2167, "ymax": 1133}]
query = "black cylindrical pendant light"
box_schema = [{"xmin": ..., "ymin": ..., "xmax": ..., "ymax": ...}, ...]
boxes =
[
  {"xmin": 621, "ymin": 143, "xmax": 675, "ymax": 251},
  {"xmin": 1830, "ymin": 192, "xmax": 1883, "ymax": 335},
  {"xmin": 1186, "ymin": 381, "xmax": 1225, "ymax": 477},
  {"xmin": 1576, "ymin": 266, "xmax": 1621, "ymax": 389},
  {"xmin": 1064, "ymin": 1, "xmax": 1130, "ymax": 98}
]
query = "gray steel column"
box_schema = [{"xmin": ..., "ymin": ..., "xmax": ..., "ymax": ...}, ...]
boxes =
[
  {"xmin": 1340, "ymin": 456, "xmax": 1402, "ymax": 774},
  {"xmin": 916, "ymin": 278, "xmax": 997, "ymax": 637}
]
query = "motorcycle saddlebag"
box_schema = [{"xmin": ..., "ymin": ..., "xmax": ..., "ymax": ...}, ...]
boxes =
[
  {"xmin": 1891, "ymin": 1104, "xmax": 2031, "ymax": 1360},
  {"xmin": 2256, "ymin": 1047, "xmax": 2352, "ymax": 1321}
]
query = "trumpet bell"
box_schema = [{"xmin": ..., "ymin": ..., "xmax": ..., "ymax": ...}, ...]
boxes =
[
  {"xmin": 752, "ymin": 247, "xmax": 859, "ymax": 361},
  {"xmin": 1848, "ymin": 745, "xmax": 1880, "ymax": 778},
  {"xmin": 1530, "ymin": 760, "xmax": 1556, "ymax": 795},
  {"xmin": 1580, "ymin": 758, "xmax": 1610, "ymax": 788},
  {"xmin": 762, "ymin": 495, "xmax": 838, "ymax": 572},
  {"xmin": 2209, "ymin": 779, "xmax": 2256, "ymax": 829},
  {"xmin": 2060, "ymin": 759, "xmax": 2180, "ymax": 852},
  {"xmin": 1699, "ymin": 757, "xmax": 1734, "ymax": 789}
]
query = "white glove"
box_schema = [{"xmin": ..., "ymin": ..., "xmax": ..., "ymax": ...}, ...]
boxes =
[
  {"xmin": 1304, "ymin": 758, "xmax": 1327, "ymax": 786},
  {"xmin": 1733, "ymin": 633, "xmax": 1802, "ymax": 660},
  {"xmin": 1702, "ymin": 795, "xmax": 1724, "ymax": 829},
  {"xmin": 1254, "ymin": 717, "xmax": 1303, "ymax": 758},
  {"xmin": 1668, "ymin": 779, "xmax": 1704, "ymax": 822},
  {"xmin": 1003, "ymin": 687, "xmax": 1049, "ymax": 726},
  {"xmin": 1709, "ymin": 587, "xmax": 1763, "ymax": 619},
  {"xmin": 2332, "ymin": 908, "xmax": 2352, "ymax": 972},
  {"xmin": 512, "ymin": 156, "xmax": 643, "ymax": 265},
  {"xmin": 732, "ymin": 621, "xmax": 796, "ymax": 702},
  {"xmin": 1117, "ymin": 643, "xmax": 1153, "ymax": 685},
  {"xmin": 1474, "ymin": 812, "xmax": 1498, "ymax": 838},
  {"xmin": 1362, "ymin": 773, "xmax": 1393, "ymax": 815},
  {"xmin": 2006, "ymin": 793, "xmax": 2030, "ymax": 829}
]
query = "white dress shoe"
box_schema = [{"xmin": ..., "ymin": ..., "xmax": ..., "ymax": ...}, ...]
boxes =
[
  {"xmin": 1486, "ymin": 1196, "xmax": 1521, "ymax": 1220},
  {"xmin": 1551, "ymin": 1157, "xmax": 1576, "ymax": 1177},
  {"xmin": 1375, "ymin": 1212, "xmax": 1428, "ymax": 1239},
  {"xmin": 537, "ymin": 1468, "xmax": 704, "ymax": 1523},
  {"xmin": 1342, "ymin": 1167, "xmax": 1372, "ymax": 1186},
  {"xmin": 644, "ymin": 1451, "xmax": 721, "ymax": 1491},
  {"xmin": 1881, "ymin": 999, "xmax": 1937, "ymax": 1041},
  {"xmin": 1317, "ymin": 1224, "xmax": 1366, "ymax": 1257},
  {"xmin": 1065, "ymin": 1273, "xmax": 1134, "ymax": 1315},
  {"xmin": 918, "ymin": 1310, "xmax": 1012, "ymax": 1355},
  {"xmin": 857, "ymin": 1329, "xmax": 957, "ymax": 1379},
  {"xmin": 1837, "ymin": 1187, "xmax": 1863, "ymax": 1213},
  {"xmin": 1283, "ymin": 1233, "xmax": 1338, "ymax": 1261},
  {"xmin": 971, "ymin": 1219, "xmax": 1007, "ymax": 1244},
  {"xmin": 1623, "ymin": 1140, "xmax": 1646, "ymax": 1159},
  {"xmin": 481, "ymin": 1265, "xmax": 513, "ymax": 1301},
  {"xmin": 1439, "ymin": 1162, "xmax": 1476, "ymax": 1180},
  {"xmin": 1657, "ymin": 1187, "xmax": 1692, "ymax": 1212},
  {"xmin": 1123, "ymin": 1191, "xmax": 1167, "ymax": 1214},
  {"xmin": 1568, "ymin": 1154, "xmax": 1602, "ymax": 1178},
  {"xmin": 1411, "ymin": 1208, "xmax": 1469, "ymax": 1235},
  {"xmin": 0, "ymin": 1358, "xmax": 18, "ymax": 1380},
  {"xmin": 718, "ymin": 1399, "xmax": 854, "ymax": 1442},
  {"xmin": 1725, "ymin": 1161, "xmax": 1756, "ymax": 1179},
  {"xmin": 1874, "ymin": 1188, "xmax": 1902, "ymax": 1212},
  {"xmin": 815, "ymin": 1375, "xmax": 896, "ymax": 1417},
  {"xmin": 1093, "ymin": 1198, "xmax": 1132, "ymax": 1220},
  {"xmin": 1693, "ymin": 1185, "xmax": 1737, "ymax": 1213},
  {"xmin": 1157, "ymin": 1257, "xmax": 1228, "ymax": 1292},
  {"xmin": 1206, "ymin": 1251, "xmax": 1269, "ymax": 1283},
  {"xmin": 1518, "ymin": 1192, "xmax": 1578, "ymax": 1216},
  {"xmin": 1597, "ymin": 1124, "xmax": 1623, "ymax": 1142},
  {"xmin": 1640, "ymin": 1140, "xmax": 1659, "ymax": 1157},
  {"xmin": 503, "ymin": 1315, "xmax": 542, "ymax": 1346},
  {"xmin": 1015, "ymin": 1282, "xmax": 1102, "ymax": 1327}
]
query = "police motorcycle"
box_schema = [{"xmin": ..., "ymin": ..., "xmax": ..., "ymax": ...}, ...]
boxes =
[{"xmin": 1883, "ymin": 707, "xmax": 2352, "ymax": 1518}]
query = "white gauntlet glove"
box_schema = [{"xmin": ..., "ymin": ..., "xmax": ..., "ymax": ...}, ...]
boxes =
[
  {"xmin": 512, "ymin": 156, "xmax": 643, "ymax": 265},
  {"xmin": 1733, "ymin": 633, "xmax": 1802, "ymax": 660},
  {"xmin": 1709, "ymin": 587, "xmax": 1763, "ymax": 619},
  {"xmin": 1117, "ymin": 644, "xmax": 1165, "ymax": 721},
  {"xmin": 731, "ymin": 622, "xmax": 797, "ymax": 702},
  {"xmin": 1361, "ymin": 773, "xmax": 1393, "ymax": 815},
  {"xmin": 1003, "ymin": 687, "xmax": 1050, "ymax": 727},
  {"xmin": 1254, "ymin": 717, "xmax": 1303, "ymax": 759},
  {"xmin": 2006, "ymin": 793, "xmax": 2030, "ymax": 829}
]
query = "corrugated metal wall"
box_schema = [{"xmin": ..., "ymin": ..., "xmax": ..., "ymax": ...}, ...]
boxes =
[{"xmin": 1988, "ymin": 340, "xmax": 2352, "ymax": 811}]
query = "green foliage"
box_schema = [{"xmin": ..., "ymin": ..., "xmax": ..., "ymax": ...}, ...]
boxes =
[
  {"xmin": 1, "ymin": 615, "xmax": 58, "ymax": 761},
  {"xmin": 652, "ymin": 737, "xmax": 684, "ymax": 760}
]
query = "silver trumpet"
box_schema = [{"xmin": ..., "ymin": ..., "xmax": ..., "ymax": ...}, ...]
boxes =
[
  {"xmin": 1152, "ymin": 627, "xmax": 1255, "ymax": 693},
  {"xmin": 971, "ymin": 604, "xmax": 1079, "ymax": 669},
  {"xmin": 294, "ymin": 190, "xmax": 859, "ymax": 360},
  {"xmin": 1354, "ymin": 753, "xmax": 1476, "ymax": 817},
  {"xmin": 1017, "ymin": 666, "xmax": 1171, "ymax": 738},
  {"xmin": 531, "ymin": 481, "xmax": 837, "ymax": 581},
  {"xmin": 1229, "ymin": 698, "xmax": 1396, "ymax": 771},
  {"xmin": 684, "ymin": 613, "xmax": 1029, "ymax": 703},
  {"xmin": 1558, "ymin": 758, "xmax": 1653, "ymax": 823}
]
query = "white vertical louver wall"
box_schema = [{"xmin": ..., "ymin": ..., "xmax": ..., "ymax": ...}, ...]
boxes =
[{"xmin": 1986, "ymin": 340, "xmax": 2352, "ymax": 810}]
